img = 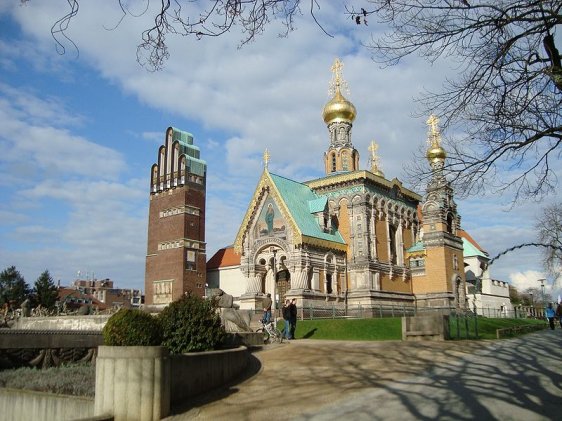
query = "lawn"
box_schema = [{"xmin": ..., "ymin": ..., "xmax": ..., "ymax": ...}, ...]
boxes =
[
  {"xmin": 287, "ymin": 317, "xmax": 402, "ymax": 341},
  {"xmin": 448, "ymin": 315, "xmax": 546, "ymax": 340},
  {"xmin": 280, "ymin": 316, "xmax": 548, "ymax": 341}
]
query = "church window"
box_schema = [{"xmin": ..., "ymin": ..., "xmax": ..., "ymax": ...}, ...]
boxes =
[
  {"xmin": 410, "ymin": 258, "xmax": 425, "ymax": 268},
  {"xmin": 331, "ymin": 153, "xmax": 336, "ymax": 172},
  {"xmin": 389, "ymin": 225, "xmax": 397, "ymax": 265},
  {"xmin": 326, "ymin": 273, "xmax": 333, "ymax": 294},
  {"xmin": 447, "ymin": 213, "xmax": 454, "ymax": 233},
  {"xmin": 342, "ymin": 151, "xmax": 349, "ymax": 171}
]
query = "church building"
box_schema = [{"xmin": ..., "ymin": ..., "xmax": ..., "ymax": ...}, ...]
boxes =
[{"xmin": 208, "ymin": 59, "xmax": 469, "ymax": 313}]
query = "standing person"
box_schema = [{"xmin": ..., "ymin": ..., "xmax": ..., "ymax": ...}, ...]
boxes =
[
  {"xmin": 289, "ymin": 298, "xmax": 298, "ymax": 339},
  {"xmin": 545, "ymin": 303, "xmax": 556, "ymax": 330},
  {"xmin": 282, "ymin": 299, "xmax": 291, "ymax": 339},
  {"xmin": 262, "ymin": 293, "xmax": 272, "ymax": 324},
  {"xmin": 556, "ymin": 302, "xmax": 562, "ymax": 329}
]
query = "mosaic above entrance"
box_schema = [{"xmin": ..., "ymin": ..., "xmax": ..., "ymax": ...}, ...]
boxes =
[{"xmin": 255, "ymin": 198, "xmax": 287, "ymax": 240}]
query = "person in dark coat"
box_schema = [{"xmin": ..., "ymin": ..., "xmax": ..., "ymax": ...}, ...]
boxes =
[
  {"xmin": 289, "ymin": 298, "xmax": 297, "ymax": 339},
  {"xmin": 282, "ymin": 299, "xmax": 291, "ymax": 339},
  {"xmin": 262, "ymin": 293, "xmax": 272, "ymax": 324}
]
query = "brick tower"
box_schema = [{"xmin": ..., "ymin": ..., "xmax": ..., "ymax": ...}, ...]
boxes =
[{"xmin": 144, "ymin": 127, "xmax": 207, "ymax": 306}]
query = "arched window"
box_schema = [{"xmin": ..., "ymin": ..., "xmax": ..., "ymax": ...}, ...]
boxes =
[
  {"xmin": 342, "ymin": 151, "xmax": 349, "ymax": 171},
  {"xmin": 326, "ymin": 273, "xmax": 333, "ymax": 294},
  {"xmin": 331, "ymin": 153, "xmax": 337, "ymax": 172},
  {"xmin": 389, "ymin": 225, "xmax": 397, "ymax": 265},
  {"xmin": 447, "ymin": 213, "xmax": 454, "ymax": 233}
]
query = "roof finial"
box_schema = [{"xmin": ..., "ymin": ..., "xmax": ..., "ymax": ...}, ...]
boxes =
[
  {"xmin": 426, "ymin": 114, "xmax": 441, "ymax": 147},
  {"xmin": 263, "ymin": 148, "xmax": 270, "ymax": 169},
  {"xmin": 329, "ymin": 58, "xmax": 349, "ymax": 97},
  {"xmin": 426, "ymin": 114, "xmax": 447, "ymax": 166},
  {"xmin": 368, "ymin": 140, "xmax": 384, "ymax": 177}
]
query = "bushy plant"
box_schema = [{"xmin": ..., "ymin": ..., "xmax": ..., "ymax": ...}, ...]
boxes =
[
  {"xmin": 0, "ymin": 363, "xmax": 95, "ymax": 397},
  {"xmin": 102, "ymin": 308, "xmax": 162, "ymax": 346},
  {"xmin": 159, "ymin": 292, "xmax": 225, "ymax": 353}
]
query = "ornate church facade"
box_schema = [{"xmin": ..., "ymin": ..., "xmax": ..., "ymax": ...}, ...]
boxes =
[{"xmin": 209, "ymin": 59, "xmax": 469, "ymax": 313}]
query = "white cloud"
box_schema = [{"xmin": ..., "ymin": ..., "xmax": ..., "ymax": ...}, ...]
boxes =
[{"xmin": 1, "ymin": 0, "xmax": 559, "ymax": 293}]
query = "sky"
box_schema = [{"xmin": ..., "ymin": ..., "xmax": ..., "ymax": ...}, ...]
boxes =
[{"xmin": 0, "ymin": 1, "xmax": 560, "ymax": 300}]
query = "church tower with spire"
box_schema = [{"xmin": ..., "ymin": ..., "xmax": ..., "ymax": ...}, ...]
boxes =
[
  {"xmin": 414, "ymin": 116, "xmax": 467, "ymax": 309},
  {"xmin": 322, "ymin": 58, "xmax": 360, "ymax": 174}
]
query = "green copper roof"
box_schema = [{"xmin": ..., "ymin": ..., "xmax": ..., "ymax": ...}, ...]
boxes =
[
  {"xmin": 171, "ymin": 127, "xmax": 206, "ymax": 177},
  {"xmin": 171, "ymin": 127, "xmax": 194, "ymax": 145},
  {"xmin": 270, "ymin": 173, "xmax": 345, "ymax": 244},
  {"xmin": 406, "ymin": 241, "xmax": 425, "ymax": 253},
  {"xmin": 308, "ymin": 197, "xmax": 327, "ymax": 213},
  {"xmin": 462, "ymin": 238, "xmax": 487, "ymax": 258}
]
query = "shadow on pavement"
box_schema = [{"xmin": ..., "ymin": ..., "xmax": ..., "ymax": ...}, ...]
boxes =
[{"xmin": 169, "ymin": 350, "xmax": 262, "ymax": 415}]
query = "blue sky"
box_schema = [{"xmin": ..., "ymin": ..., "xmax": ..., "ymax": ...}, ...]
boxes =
[{"xmin": 0, "ymin": 1, "xmax": 560, "ymax": 299}]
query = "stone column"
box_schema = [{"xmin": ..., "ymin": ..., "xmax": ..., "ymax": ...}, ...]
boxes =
[
  {"xmin": 292, "ymin": 269, "xmax": 308, "ymax": 289},
  {"xmin": 95, "ymin": 346, "xmax": 170, "ymax": 421},
  {"xmin": 245, "ymin": 274, "xmax": 262, "ymax": 295}
]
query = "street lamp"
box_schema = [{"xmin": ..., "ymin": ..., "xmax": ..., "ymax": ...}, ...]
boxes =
[
  {"xmin": 538, "ymin": 278, "xmax": 546, "ymax": 308},
  {"xmin": 270, "ymin": 247, "xmax": 278, "ymax": 317}
]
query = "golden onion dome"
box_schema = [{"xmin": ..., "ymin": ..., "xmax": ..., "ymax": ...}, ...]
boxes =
[
  {"xmin": 322, "ymin": 88, "xmax": 357, "ymax": 124},
  {"xmin": 426, "ymin": 144, "xmax": 447, "ymax": 162}
]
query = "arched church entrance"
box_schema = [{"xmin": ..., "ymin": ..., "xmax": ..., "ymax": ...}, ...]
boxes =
[{"xmin": 276, "ymin": 269, "xmax": 291, "ymax": 306}]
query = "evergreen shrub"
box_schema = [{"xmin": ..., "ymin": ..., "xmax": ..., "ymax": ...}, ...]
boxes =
[
  {"xmin": 102, "ymin": 308, "xmax": 162, "ymax": 346},
  {"xmin": 159, "ymin": 292, "xmax": 225, "ymax": 353}
]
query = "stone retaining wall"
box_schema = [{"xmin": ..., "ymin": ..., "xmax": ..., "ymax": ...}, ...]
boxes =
[
  {"xmin": 401, "ymin": 314, "xmax": 450, "ymax": 341},
  {"xmin": 13, "ymin": 315, "xmax": 111, "ymax": 331},
  {"xmin": 170, "ymin": 345, "xmax": 250, "ymax": 405},
  {"xmin": 0, "ymin": 387, "xmax": 95, "ymax": 421},
  {"xmin": 0, "ymin": 345, "xmax": 252, "ymax": 421}
]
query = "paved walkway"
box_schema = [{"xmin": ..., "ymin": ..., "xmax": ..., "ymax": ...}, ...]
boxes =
[{"xmin": 165, "ymin": 329, "xmax": 562, "ymax": 420}]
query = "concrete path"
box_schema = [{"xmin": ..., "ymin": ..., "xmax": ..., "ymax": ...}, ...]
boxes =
[{"xmin": 165, "ymin": 329, "xmax": 562, "ymax": 421}]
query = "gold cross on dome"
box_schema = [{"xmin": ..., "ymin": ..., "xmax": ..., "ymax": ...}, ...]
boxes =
[
  {"xmin": 427, "ymin": 114, "xmax": 439, "ymax": 136},
  {"xmin": 368, "ymin": 140, "xmax": 379, "ymax": 160},
  {"xmin": 331, "ymin": 58, "xmax": 343, "ymax": 86},
  {"xmin": 329, "ymin": 58, "xmax": 349, "ymax": 96},
  {"xmin": 426, "ymin": 114, "xmax": 441, "ymax": 145},
  {"xmin": 263, "ymin": 148, "xmax": 270, "ymax": 169}
]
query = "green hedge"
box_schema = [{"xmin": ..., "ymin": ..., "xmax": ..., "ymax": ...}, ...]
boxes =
[
  {"xmin": 102, "ymin": 308, "xmax": 162, "ymax": 346},
  {"xmin": 159, "ymin": 292, "xmax": 225, "ymax": 353}
]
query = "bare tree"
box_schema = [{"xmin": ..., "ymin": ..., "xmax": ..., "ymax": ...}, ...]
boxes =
[
  {"xmin": 23, "ymin": 0, "xmax": 314, "ymax": 71},
  {"xmin": 349, "ymin": 1, "xmax": 562, "ymax": 202},
  {"xmin": 535, "ymin": 201, "xmax": 562, "ymax": 279}
]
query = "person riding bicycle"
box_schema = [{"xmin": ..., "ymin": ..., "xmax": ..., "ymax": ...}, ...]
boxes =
[{"xmin": 262, "ymin": 293, "xmax": 272, "ymax": 324}]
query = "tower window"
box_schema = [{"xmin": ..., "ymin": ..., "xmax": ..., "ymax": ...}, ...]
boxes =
[
  {"xmin": 447, "ymin": 213, "xmax": 454, "ymax": 233},
  {"xmin": 331, "ymin": 153, "xmax": 336, "ymax": 172},
  {"xmin": 342, "ymin": 151, "xmax": 349, "ymax": 171}
]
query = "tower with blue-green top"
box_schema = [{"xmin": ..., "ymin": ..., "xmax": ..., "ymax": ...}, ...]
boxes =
[{"xmin": 144, "ymin": 127, "xmax": 207, "ymax": 306}]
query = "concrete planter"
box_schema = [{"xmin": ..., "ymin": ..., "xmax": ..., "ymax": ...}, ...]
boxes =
[{"xmin": 95, "ymin": 346, "xmax": 170, "ymax": 421}]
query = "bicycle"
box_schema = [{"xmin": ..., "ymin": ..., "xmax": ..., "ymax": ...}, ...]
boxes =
[{"xmin": 256, "ymin": 318, "xmax": 284, "ymax": 344}]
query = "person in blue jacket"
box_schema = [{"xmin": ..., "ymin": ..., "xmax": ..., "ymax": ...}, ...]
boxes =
[{"xmin": 545, "ymin": 303, "xmax": 556, "ymax": 330}]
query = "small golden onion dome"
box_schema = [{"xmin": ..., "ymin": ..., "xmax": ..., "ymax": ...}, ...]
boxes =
[
  {"xmin": 322, "ymin": 89, "xmax": 357, "ymax": 124},
  {"xmin": 426, "ymin": 144, "xmax": 447, "ymax": 162}
]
